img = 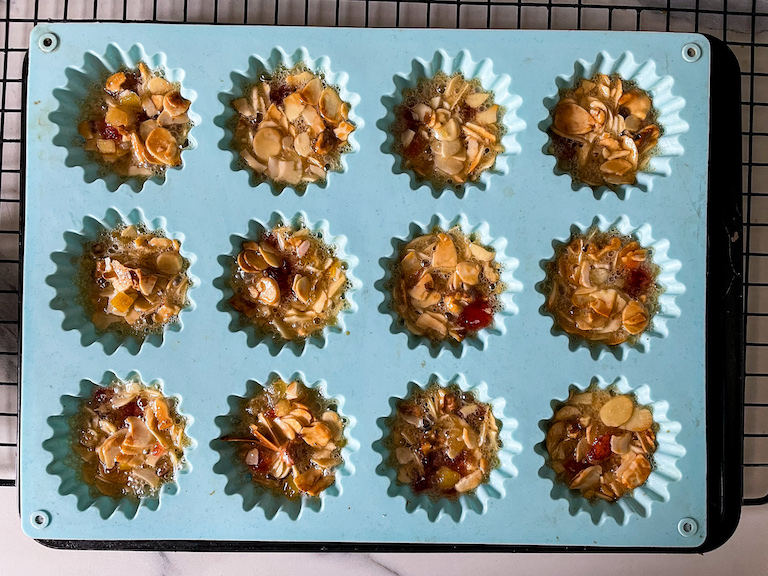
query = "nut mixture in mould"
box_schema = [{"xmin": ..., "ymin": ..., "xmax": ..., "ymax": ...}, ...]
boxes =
[
  {"xmin": 545, "ymin": 387, "xmax": 657, "ymax": 502},
  {"xmin": 228, "ymin": 224, "xmax": 348, "ymax": 342},
  {"xmin": 386, "ymin": 384, "xmax": 501, "ymax": 499},
  {"xmin": 391, "ymin": 72, "xmax": 504, "ymax": 186},
  {"xmin": 80, "ymin": 225, "xmax": 190, "ymax": 336},
  {"xmin": 231, "ymin": 67, "xmax": 355, "ymax": 188},
  {"xmin": 221, "ymin": 379, "xmax": 346, "ymax": 498},
  {"xmin": 544, "ymin": 228, "xmax": 660, "ymax": 345},
  {"xmin": 72, "ymin": 378, "xmax": 189, "ymax": 499},
  {"xmin": 391, "ymin": 226, "xmax": 503, "ymax": 343},
  {"xmin": 549, "ymin": 74, "xmax": 660, "ymax": 189},
  {"xmin": 77, "ymin": 63, "xmax": 192, "ymax": 177}
]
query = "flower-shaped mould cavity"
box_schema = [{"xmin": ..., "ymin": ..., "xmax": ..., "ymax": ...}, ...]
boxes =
[
  {"xmin": 43, "ymin": 371, "xmax": 195, "ymax": 520},
  {"xmin": 534, "ymin": 375, "xmax": 685, "ymax": 525},
  {"xmin": 215, "ymin": 46, "xmax": 362, "ymax": 196},
  {"xmin": 210, "ymin": 371, "xmax": 358, "ymax": 519},
  {"xmin": 378, "ymin": 49, "xmax": 524, "ymax": 199},
  {"xmin": 377, "ymin": 213, "xmax": 521, "ymax": 359},
  {"xmin": 540, "ymin": 51, "xmax": 688, "ymax": 200},
  {"xmin": 46, "ymin": 207, "xmax": 199, "ymax": 355},
  {"xmin": 50, "ymin": 43, "xmax": 199, "ymax": 192},
  {"xmin": 373, "ymin": 373, "xmax": 520, "ymax": 522},
  {"xmin": 536, "ymin": 215, "xmax": 683, "ymax": 360},
  {"xmin": 215, "ymin": 211, "xmax": 360, "ymax": 356}
]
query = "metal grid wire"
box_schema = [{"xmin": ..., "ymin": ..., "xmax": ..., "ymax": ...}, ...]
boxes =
[{"xmin": 0, "ymin": 0, "xmax": 765, "ymax": 504}]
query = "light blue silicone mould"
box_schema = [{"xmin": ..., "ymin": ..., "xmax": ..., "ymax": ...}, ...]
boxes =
[{"xmin": 22, "ymin": 24, "xmax": 710, "ymax": 548}]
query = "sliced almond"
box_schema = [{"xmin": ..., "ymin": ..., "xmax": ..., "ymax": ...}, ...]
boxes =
[
  {"xmin": 620, "ymin": 407, "xmax": 654, "ymax": 432},
  {"xmin": 156, "ymin": 251, "xmax": 184, "ymax": 275},
  {"xmin": 148, "ymin": 76, "xmax": 173, "ymax": 95},
  {"xmin": 456, "ymin": 261, "xmax": 480, "ymax": 285},
  {"xmin": 145, "ymin": 127, "xmax": 181, "ymax": 166},
  {"xmin": 283, "ymin": 92, "xmax": 306, "ymax": 122},
  {"xmin": 599, "ymin": 395, "xmax": 634, "ymax": 427},
  {"xmin": 134, "ymin": 116, "xmax": 157, "ymax": 139},
  {"xmin": 293, "ymin": 132, "xmax": 312, "ymax": 157},
  {"xmin": 252, "ymin": 127, "xmax": 282, "ymax": 161},
  {"xmin": 319, "ymin": 87, "xmax": 343, "ymax": 124},
  {"xmin": 432, "ymin": 233, "xmax": 458, "ymax": 268},
  {"xmin": 233, "ymin": 97, "xmax": 254, "ymax": 117},
  {"xmin": 434, "ymin": 118, "xmax": 460, "ymax": 142},
  {"xmin": 554, "ymin": 102, "xmax": 595, "ymax": 135},
  {"xmin": 300, "ymin": 78, "xmax": 323, "ymax": 105},
  {"xmin": 468, "ymin": 242, "xmax": 494, "ymax": 262},
  {"xmin": 334, "ymin": 121, "xmax": 354, "ymax": 142},
  {"xmin": 162, "ymin": 90, "xmax": 190, "ymax": 117},
  {"xmin": 238, "ymin": 249, "xmax": 268, "ymax": 272},
  {"xmin": 258, "ymin": 242, "xmax": 283, "ymax": 268},
  {"xmin": 474, "ymin": 104, "xmax": 499, "ymax": 125},
  {"xmin": 255, "ymin": 276, "xmax": 280, "ymax": 306},
  {"xmin": 293, "ymin": 274, "xmax": 311, "ymax": 304},
  {"xmin": 465, "ymin": 92, "xmax": 489, "ymax": 108},
  {"xmin": 105, "ymin": 72, "xmax": 126, "ymax": 92}
]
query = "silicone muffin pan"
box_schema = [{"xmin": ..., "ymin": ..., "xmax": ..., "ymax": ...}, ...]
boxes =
[{"xmin": 19, "ymin": 24, "xmax": 743, "ymax": 551}]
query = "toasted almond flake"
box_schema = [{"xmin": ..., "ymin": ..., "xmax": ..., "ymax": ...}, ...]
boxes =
[
  {"xmin": 334, "ymin": 121, "xmax": 354, "ymax": 142},
  {"xmin": 145, "ymin": 127, "xmax": 180, "ymax": 166},
  {"xmin": 620, "ymin": 407, "xmax": 654, "ymax": 432},
  {"xmin": 465, "ymin": 92, "xmax": 489, "ymax": 108},
  {"xmin": 283, "ymin": 92, "xmax": 306, "ymax": 122},
  {"xmin": 599, "ymin": 395, "xmax": 635, "ymax": 427},
  {"xmin": 148, "ymin": 76, "xmax": 172, "ymax": 95},
  {"xmin": 252, "ymin": 127, "xmax": 282, "ymax": 161},
  {"xmin": 293, "ymin": 131, "xmax": 312, "ymax": 157},
  {"xmin": 474, "ymin": 105, "xmax": 499, "ymax": 125},
  {"xmin": 432, "ymin": 233, "xmax": 458, "ymax": 268}
]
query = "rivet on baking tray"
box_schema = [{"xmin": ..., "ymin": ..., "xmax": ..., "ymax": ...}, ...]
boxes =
[
  {"xmin": 677, "ymin": 517, "xmax": 698, "ymax": 537},
  {"xmin": 682, "ymin": 43, "xmax": 702, "ymax": 62},
  {"xmin": 38, "ymin": 33, "xmax": 59, "ymax": 53},
  {"xmin": 30, "ymin": 510, "xmax": 50, "ymax": 529}
]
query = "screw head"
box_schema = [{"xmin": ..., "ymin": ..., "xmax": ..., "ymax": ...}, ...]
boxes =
[
  {"xmin": 38, "ymin": 33, "xmax": 59, "ymax": 53},
  {"xmin": 682, "ymin": 43, "xmax": 702, "ymax": 63},
  {"xmin": 678, "ymin": 517, "xmax": 698, "ymax": 537},
  {"xmin": 30, "ymin": 510, "xmax": 50, "ymax": 529}
]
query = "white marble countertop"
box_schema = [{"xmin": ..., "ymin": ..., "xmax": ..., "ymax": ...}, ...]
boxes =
[{"xmin": 1, "ymin": 487, "xmax": 767, "ymax": 575}]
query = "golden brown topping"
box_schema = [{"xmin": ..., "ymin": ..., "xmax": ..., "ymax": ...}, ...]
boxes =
[
  {"xmin": 228, "ymin": 225, "xmax": 348, "ymax": 342},
  {"xmin": 545, "ymin": 386, "xmax": 657, "ymax": 502},
  {"xmin": 549, "ymin": 74, "xmax": 660, "ymax": 189},
  {"xmin": 222, "ymin": 378, "xmax": 346, "ymax": 499},
  {"xmin": 392, "ymin": 226, "xmax": 503, "ymax": 343},
  {"xmin": 73, "ymin": 378, "xmax": 188, "ymax": 498},
  {"xmin": 81, "ymin": 225, "xmax": 190, "ymax": 336},
  {"xmin": 386, "ymin": 383, "xmax": 500, "ymax": 498},
  {"xmin": 391, "ymin": 72, "xmax": 504, "ymax": 187},
  {"xmin": 78, "ymin": 64, "xmax": 191, "ymax": 178},
  {"xmin": 232, "ymin": 67, "xmax": 355, "ymax": 189},
  {"xmin": 545, "ymin": 228, "xmax": 660, "ymax": 345}
]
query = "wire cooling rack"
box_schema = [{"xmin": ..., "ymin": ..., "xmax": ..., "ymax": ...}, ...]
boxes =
[{"xmin": 0, "ymin": 0, "xmax": 764, "ymax": 505}]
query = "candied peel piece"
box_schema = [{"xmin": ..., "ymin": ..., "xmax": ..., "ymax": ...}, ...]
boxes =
[
  {"xmin": 391, "ymin": 226, "xmax": 503, "ymax": 344},
  {"xmin": 228, "ymin": 224, "xmax": 349, "ymax": 342},
  {"xmin": 231, "ymin": 66, "xmax": 355, "ymax": 189},
  {"xmin": 391, "ymin": 72, "xmax": 504, "ymax": 187},
  {"xmin": 386, "ymin": 384, "xmax": 500, "ymax": 499},
  {"xmin": 223, "ymin": 379, "xmax": 346, "ymax": 499},
  {"xmin": 74, "ymin": 378, "xmax": 188, "ymax": 499},
  {"xmin": 549, "ymin": 74, "xmax": 660, "ymax": 190},
  {"xmin": 78, "ymin": 64, "xmax": 192, "ymax": 178},
  {"xmin": 545, "ymin": 228, "xmax": 660, "ymax": 346},
  {"xmin": 544, "ymin": 386, "xmax": 657, "ymax": 502}
]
